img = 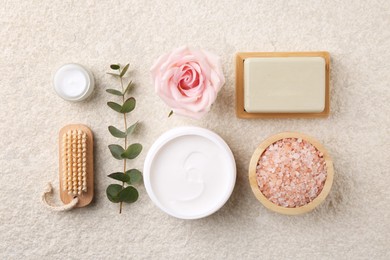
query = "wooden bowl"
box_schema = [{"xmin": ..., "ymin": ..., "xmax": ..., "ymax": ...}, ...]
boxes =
[{"xmin": 249, "ymin": 132, "xmax": 334, "ymax": 215}]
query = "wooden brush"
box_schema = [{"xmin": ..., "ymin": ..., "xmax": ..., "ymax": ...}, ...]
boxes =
[{"xmin": 59, "ymin": 124, "xmax": 94, "ymax": 208}]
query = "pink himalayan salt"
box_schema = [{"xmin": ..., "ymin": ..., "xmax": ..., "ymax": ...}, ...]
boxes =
[{"xmin": 256, "ymin": 138, "xmax": 327, "ymax": 208}]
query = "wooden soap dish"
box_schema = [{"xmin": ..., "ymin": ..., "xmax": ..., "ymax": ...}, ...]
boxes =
[
  {"xmin": 248, "ymin": 132, "xmax": 334, "ymax": 215},
  {"xmin": 236, "ymin": 52, "xmax": 330, "ymax": 119}
]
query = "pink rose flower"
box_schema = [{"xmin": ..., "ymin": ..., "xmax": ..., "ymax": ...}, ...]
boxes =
[{"xmin": 151, "ymin": 46, "xmax": 225, "ymax": 119}]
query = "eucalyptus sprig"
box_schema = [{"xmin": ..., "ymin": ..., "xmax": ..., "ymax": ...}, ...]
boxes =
[{"xmin": 106, "ymin": 63, "xmax": 143, "ymax": 214}]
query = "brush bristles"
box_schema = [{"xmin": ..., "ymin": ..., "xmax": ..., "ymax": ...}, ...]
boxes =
[{"xmin": 62, "ymin": 129, "xmax": 87, "ymax": 196}]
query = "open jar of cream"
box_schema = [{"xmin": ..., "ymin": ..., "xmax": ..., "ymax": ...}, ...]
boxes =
[
  {"xmin": 53, "ymin": 63, "xmax": 95, "ymax": 101},
  {"xmin": 143, "ymin": 127, "xmax": 236, "ymax": 219},
  {"xmin": 249, "ymin": 132, "xmax": 334, "ymax": 215}
]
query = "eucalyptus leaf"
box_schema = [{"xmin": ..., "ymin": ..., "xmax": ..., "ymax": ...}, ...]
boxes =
[
  {"xmin": 108, "ymin": 126, "xmax": 126, "ymax": 138},
  {"xmin": 108, "ymin": 144, "xmax": 125, "ymax": 160},
  {"xmin": 106, "ymin": 184, "xmax": 123, "ymax": 203},
  {"xmin": 125, "ymin": 169, "xmax": 142, "ymax": 184},
  {"xmin": 125, "ymin": 81, "xmax": 134, "ymax": 94},
  {"xmin": 106, "ymin": 89, "xmax": 123, "ymax": 96},
  {"xmin": 126, "ymin": 121, "xmax": 138, "ymax": 135},
  {"xmin": 120, "ymin": 97, "xmax": 136, "ymax": 113},
  {"xmin": 105, "ymin": 62, "xmax": 144, "ymax": 212},
  {"xmin": 107, "ymin": 102, "xmax": 122, "ymax": 113},
  {"xmin": 118, "ymin": 186, "xmax": 139, "ymax": 203},
  {"xmin": 120, "ymin": 64, "xmax": 130, "ymax": 77},
  {"xmin": 108, "ymin": 172, "xmax": 129, "ymax": 182},
  {"xmin": 110, "ymin": 64, "xmax": 120, "ymax": 70},
  {"xmin": 121, "ymin": 143, "xmax": 142, "ymax": 159},
  {"xmin": 168, "ymin": 110, "xmax": 173, "ymax": 117}
]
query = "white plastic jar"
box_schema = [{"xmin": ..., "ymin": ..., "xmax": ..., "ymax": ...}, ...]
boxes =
[{"xmin": 143, "ymin": 126, "xmax": 236, "ymax": 219}]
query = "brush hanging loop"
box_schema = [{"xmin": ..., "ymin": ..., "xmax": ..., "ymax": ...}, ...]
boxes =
[{"xmin": 41, "ymin": 182, "xmax": 79, "ymax": 211}]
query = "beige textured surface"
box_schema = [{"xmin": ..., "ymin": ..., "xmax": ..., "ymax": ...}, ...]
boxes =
[{"xmin": 1, "ymin": 1, "xmax": 389, "ymax": 259}]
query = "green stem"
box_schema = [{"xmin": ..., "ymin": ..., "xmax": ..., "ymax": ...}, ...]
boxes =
[{"xmin": 119, "ymin": 71, "xmax": 128, "ymax": 214}]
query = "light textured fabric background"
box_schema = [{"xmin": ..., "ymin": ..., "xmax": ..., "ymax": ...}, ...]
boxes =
[{"xmin": 1, "ymin": 1, "xmax": 389, "ymax": 259}]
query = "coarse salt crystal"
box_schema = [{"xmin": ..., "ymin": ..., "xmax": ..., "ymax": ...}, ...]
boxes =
[{"xmin": 256, "ymin": 138, "xmax": 327, "ymax": 208}]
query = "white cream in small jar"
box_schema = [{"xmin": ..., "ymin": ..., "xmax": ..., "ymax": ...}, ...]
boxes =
[
  {"xmin": 53, "ymin": 63, "xmax": 94, "ymax": 101},
  {"xmin": 143, "ymin": 127, "xmax": 236, "ymax": 219}
]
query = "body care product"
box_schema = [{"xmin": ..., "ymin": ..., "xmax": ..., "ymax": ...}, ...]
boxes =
[
  {"xmin": 53, "ymin": 64, "xmax": 95, "ymax": 101},
  {"xmin": 143, "ymin": 127, "xmax": 236, "ymax": 219},
  {"xmin": 236, "ymin": 52, "xmax": 330, "ymax": 118},
  {"xmin": 249, "ymin": 132, "xmax": 333, "ymax": 215},
  {"xmin": 42, "ymin": 124, "xmax": 94, "ymax": 211}
]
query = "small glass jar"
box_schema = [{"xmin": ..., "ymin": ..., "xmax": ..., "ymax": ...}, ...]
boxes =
[{"xmin": 53, "ymin": 63, "xmax": 95, "ymax": 101}]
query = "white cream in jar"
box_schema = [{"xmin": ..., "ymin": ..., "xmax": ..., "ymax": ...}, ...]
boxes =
[
  {"xmin": 143, "ymin": 127, "xmax": 236, "ymax": 219},
  {"xmin": 53, "ymin": 63, "xmax": 94, "ymax": 101}
]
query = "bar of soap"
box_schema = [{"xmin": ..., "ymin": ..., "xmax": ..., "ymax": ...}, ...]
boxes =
[{"xmin": 244, "ymin": 57, "xmax": 326, "ymax": 113}]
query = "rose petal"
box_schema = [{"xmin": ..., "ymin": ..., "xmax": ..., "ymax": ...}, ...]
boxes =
[{"xmin": 151, "ymin": 46, "xmax": 225, "ymax": 119}]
